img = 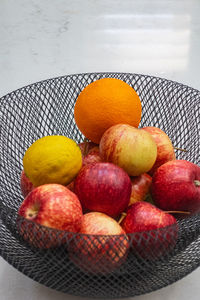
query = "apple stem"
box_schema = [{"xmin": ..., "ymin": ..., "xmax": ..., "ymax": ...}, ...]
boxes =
[
  {"xmin": 194, "ymin": 180, "xmax": 200, "ymax": 187},
  {"xmin": 83, "ymin": 137, "xmax": 90, "ymax": 156},
  {"xmin": 174, "ymin": 147, "xmax": 188, "ymax": 152},
  {"xmin": 118, "ymin": 212, "xmax": 127, "ymax": 225},
  {"xmin": 165, "ymin": 210, "xmax": 191, "ymax": 215}
]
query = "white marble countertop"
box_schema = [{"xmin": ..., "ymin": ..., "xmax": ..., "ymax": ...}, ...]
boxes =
[{"xmin": 0, "ymin": 0, "xmax": 200, "ymax": 299}]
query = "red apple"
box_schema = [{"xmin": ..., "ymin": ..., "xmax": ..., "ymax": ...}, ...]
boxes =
[
  {"xmin": 82, "ymin": 145, "xmax": 103, "ymax": 166},
  {"xmin": 69, "ymin": 212, "xmax": 129, "ymax": 274},
  {"xmin": 121, "ymin": 201, "xmax": 178, "ymax": 259},
  {"xmin": 18, "ymin": 184, "xmax": 83, "ymax": 248},
  {"xmin": 151, "ymin": 160, "xmax": 200, "ymax": 215},
  {"xmin": 67, "ymin": 151, "xmax": 102, "ymax": 193},
  {"xmin": 142, "ymin": 126, "xmax": 176, "ymax": 175},
  {"xmin": 129, "ymin": 173, "xmax": 152, "ymax": 206},
  {"xmin": 74, "ymin": 162, "xmax": 132, "ymax": 217},
  {"xmin": 20, "ymin": 170, "xmax": 34, "ymax": 197},
  {"xmin": 88, "ymin": 146, "xmax": 100, "ymax": 155},
  {"xmin": 78, "ymin": 141, "xmax": 97, "ymax": 156},
  {"xmin": 99, "ymin": 124, "xmax": 157, "ymax": 176},
  {"xmin": 82, "ymin": 152, "xmax": 102, "ymax": 167}
]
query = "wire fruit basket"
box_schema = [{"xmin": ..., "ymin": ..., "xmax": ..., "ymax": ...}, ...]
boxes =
[{"xmin": 0, "ymin": 72, "xmax": 200, "ymax": 298}]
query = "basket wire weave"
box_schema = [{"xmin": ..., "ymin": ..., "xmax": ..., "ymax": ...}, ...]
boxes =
[{"xmin": 0, "ymin": 72, "xmax": 200, "ymax": 298}]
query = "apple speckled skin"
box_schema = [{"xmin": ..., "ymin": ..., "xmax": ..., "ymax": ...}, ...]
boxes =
[
  {"xmin": 151, "ymin": 160, "xmax": 200, "ymax": 214},
  {"xmin": 18, "ymin": 184, "xmax": 83, "ymax": 248},
  {"xmin": 74, "ymin": 162, "xmax": 132, "ymax": 217}
]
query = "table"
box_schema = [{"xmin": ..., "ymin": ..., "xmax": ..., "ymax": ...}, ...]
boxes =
[{"xmin": 0, "ymin": 0, "xmax": 200, "ymax": 299}]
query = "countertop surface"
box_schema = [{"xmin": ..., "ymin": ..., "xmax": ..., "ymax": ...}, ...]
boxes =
[{"xmin": 0, "ymin": 0, "xmax": 200, "ymax": 299}]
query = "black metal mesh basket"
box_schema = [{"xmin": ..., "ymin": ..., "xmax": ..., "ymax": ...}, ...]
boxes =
[{"xmin": 0, "ymin": 72, "xmax": 200, "ymax": 299}]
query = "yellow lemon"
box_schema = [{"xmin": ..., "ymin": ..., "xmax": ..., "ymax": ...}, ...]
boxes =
[{"xmin": 23, "ymin": 135, "xmax": 82, "ymax": 187}]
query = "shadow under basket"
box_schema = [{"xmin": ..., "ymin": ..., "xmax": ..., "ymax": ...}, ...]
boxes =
[{"xmin": 0, "ymin": 72, "xmax": 200, "ymax": 298}]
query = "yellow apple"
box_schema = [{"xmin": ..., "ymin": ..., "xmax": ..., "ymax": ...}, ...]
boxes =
[{"xmin": 99, "ymin": 124, "xmax": 157, "ymax": 176}]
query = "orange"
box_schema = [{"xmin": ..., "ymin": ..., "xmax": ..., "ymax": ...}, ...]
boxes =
[{"xmin": 74, "ymin": 78, "xmax": 142, "ymax": 144}]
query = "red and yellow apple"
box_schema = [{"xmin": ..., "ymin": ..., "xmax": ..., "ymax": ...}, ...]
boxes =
[
  {"xmin": 88, "ymin": 146, "xmax": 100, "ymax": 155},
  {"xmin": 129, "ymin": 173, "xmax": 152, "ymax": 206},
  {"xmin": 78, "ymin": 141, "xmax": 97, "ymax": 156},
  {"xmin": 142, "ymin": 126, "xmax": 176, "ymax": 175},
  {"xmin": 82, "ymin": 152, "xmax": 102, "ymax": 167},
  {"xmin": 121, "ymin": 201, "xmax": 178, "ymax": 259},
  {"xmin": 99, "ymin": 124, "xmax": 157, "ymax": 176},
  {"xmin": 82, "ymin": 145, "xmax": 103, "ymax": 166},
  {"xmin": 74, "ymin": 162, "xmax": 132, "ymax": 217},
  {"xmin": 69, "ymin": 212, "xmax": 129, "ymax": 273},
  {"xmin": 67, "ymin": 152, "xmax": 102, "ymax": 192},
  {"xmin": 18, "ymin": 184, "xmax": 83, "ymax": 248},
  {"xmin": 151, "ymin": 160, "xmax": 200, "ymax": 215},
  {"xmin": 20, "ymin": 170, "xmax": 34, "ymax": 197}
]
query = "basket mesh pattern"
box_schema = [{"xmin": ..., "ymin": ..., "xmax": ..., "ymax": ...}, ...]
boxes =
[{"xmin": 0, "ymin": 72, "xmax": 200, "ymax": 298}]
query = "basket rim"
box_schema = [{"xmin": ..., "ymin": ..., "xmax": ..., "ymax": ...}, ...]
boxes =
[{"xmin": 0, "ymin": 71, "xmax": 200, "ymax": 102}]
